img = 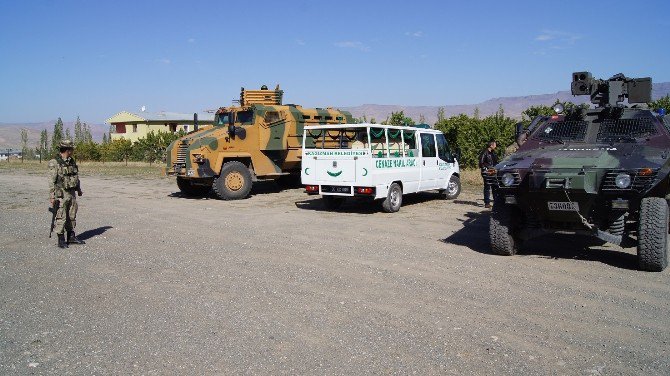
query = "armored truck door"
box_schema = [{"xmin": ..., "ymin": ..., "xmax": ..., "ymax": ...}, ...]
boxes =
[{"xmin": 419, "ymin": 133, "xmax": 440, "ymax": 190}]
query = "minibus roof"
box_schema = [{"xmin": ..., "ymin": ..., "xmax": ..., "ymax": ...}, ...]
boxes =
[{"xmin": 304, "ymin": 123, "xmax": 441, "ymax": 133}]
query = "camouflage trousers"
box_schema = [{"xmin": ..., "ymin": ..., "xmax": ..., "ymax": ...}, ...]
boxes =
[{"xmin": 55, "ymin": 189, "xmax": 78, "ymax": 235}]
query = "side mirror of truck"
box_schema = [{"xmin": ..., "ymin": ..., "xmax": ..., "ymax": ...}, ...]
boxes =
[
  {"xmin": 514, "ymin": 122, "xmax": 525, "ymax": 139},
  {"xmin": 228, "ymin": 124, "xmax": 236, "ymax": 138},
  {"xmin": 453, "ymin": 147, "xmax": 462, "ymax": 162}
]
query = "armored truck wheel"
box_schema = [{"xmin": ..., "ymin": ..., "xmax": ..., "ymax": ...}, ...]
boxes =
[
  {"xmin": 322, "ymin": 196, "xmax": 345, "ymax": 210},
  {"xmin": 637, "ymin": 197, "xmax": 669, "ymax": 272},
  {"xmin": 176, "ymin": 177, "xmax": 211, "ymax": 197},
  {"xmin": 445, "ymin": 175, "xmax": 461, "ymax": 200},
  {"xmin": 382, "ymin": 183, "xmax": 403, "ymax": 213},
  {"xmin": 489, "ymin": 203, "xmax": 519, "ymax": 256},
  {"xmin": 213, "ymin": 161, "xmax": 253, "ymax": 200}
]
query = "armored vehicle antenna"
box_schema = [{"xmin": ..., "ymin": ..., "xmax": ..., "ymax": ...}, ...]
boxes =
[{"xmin": 571, "ymin": 71, "xmax": 652, "ymax": 108}]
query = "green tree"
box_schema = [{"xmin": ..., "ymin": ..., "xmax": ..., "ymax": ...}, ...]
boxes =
[
  {"xmin": 386, "ymin": 111, "xmax": 415, "ymax": 126},
  {"xmin": 39, "ymin": 129, "xmax": 48, "ymax": 162},
  {"xmin": 51, "ymin": 118, "xmax": 64, "ymax": 157},
  {"xmin": 74, "ymin": 116, "xmax": 83, "ymax": 143},
  {"xmin": 82, "ymin": 123, "xmax": 93, "ymax": 143},
  {"xmin": 75, "ymin": 141, "xmax": 100, "ymax": 161},
  {"xmin": 434, "ymin": 106, "xmax": 516, "ymax": 168},
  {"xmin": 20, "ymin": 129, "xmax": 28, "ymax": 163},
  {"xmin": 437, "ymin": 107, "xmax": 445, "ymax": 122},
  {"xmin": 65, "ymin": 127, "xmax": 72, "ymax": 141},
  {"xmin": 649, "ymin": 95, "xmax": 670, "ymax": 112}
]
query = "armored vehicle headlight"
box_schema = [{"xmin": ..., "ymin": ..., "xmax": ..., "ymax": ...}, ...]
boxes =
[
  {"xmin": 501, "ymin": 172, "xmax": 515, "ymax": 187},
  {"xmin": 615, "ymin": 173, "xmax": 632, "ymax": 189}
]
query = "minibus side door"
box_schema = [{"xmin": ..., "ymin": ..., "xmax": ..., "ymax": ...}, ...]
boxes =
[{"xmin": 418, "ymin": 133, "xmax": 439, "ymax": 190}]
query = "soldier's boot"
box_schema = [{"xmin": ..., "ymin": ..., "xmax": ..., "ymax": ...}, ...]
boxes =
[
  {"xmin": 67, "ymin": 231, "xmax": 84, "ymax": 245},
  {"xmin": 57, "ymin": 234, "xmax": 68, "ymax": 249}
]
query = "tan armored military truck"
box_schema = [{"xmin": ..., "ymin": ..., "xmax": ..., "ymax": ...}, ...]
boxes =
[{"xmin": 165, "ymin": 85, "xmax": 353, "ymax": 200}]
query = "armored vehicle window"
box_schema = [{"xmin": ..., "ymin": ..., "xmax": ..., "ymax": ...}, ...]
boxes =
[
  {"xmin": 403, "ymin": 130, "xmax": 418, "ymax": 157},
  {"xmin": 265, "ymin": 111, "xmax": 281, "ymax": 124},
  {"xmin": 420, "ymin": 133, "xmax": 436, "ymax": 158},
  {"xmin": 217, "ymin": 113, "xmax": 231, "ymax": 126},
  {"xmin": 597, "ymin": 118, "xmax": 658, "ymax": 142},
  {"xmin": 236, "ymin": 111, "xmax": 254, "ymax": 125},
  {"xmin": 370, "ymin": 127, "xmax": 388, "ymax": 158},
  {"xmin": 534, "ymin": 121, "xmax": 588, "ymax": 142},
  {"xmin": 436, "ymin": 133, "xmax": 451, "ymax": 162},
  {"xmin": 303, "ymin": 115, "xmax": 311, "ymax": 120}
]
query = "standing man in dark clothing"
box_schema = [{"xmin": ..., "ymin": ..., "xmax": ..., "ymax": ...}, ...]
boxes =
[
  {"xmin": 49, "ymin": 140, "xmax": 84, "ymax": 248},
  {"xmin": 479, "ymin": 140, "xmax": 498, "ymax": 208}
]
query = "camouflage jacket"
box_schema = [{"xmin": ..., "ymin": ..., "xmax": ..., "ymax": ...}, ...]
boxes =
[{"xmin": 49, "ymin": 155, "xmax": 80, "ymax": 198}]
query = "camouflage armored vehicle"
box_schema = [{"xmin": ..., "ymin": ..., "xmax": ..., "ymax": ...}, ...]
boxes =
[
  {"xmin": 488, "ymin": 72, "xmax": 670, "ymax": 271},
  {"xmin": 165, "ymin": 85, "xmax": 353, "ymax": 200}
]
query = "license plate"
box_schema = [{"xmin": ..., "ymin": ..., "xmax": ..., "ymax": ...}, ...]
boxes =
[
  {"xmin": 322, "ymin": 185, "xmax": 351, "ymax": 194},
  {"xmin": 548, "ymin": 201, "xmax": 579, "ymax": 211}
]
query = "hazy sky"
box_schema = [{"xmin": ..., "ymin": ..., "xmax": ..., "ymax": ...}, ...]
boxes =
[{"xmin": 1, "ymin": 0, "xmax": 669, "ymax": 123}]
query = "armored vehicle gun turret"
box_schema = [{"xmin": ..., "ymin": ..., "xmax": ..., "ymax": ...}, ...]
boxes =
[
  {"xmin": 489, "ymin": 72, "xmax": 669, "ymax": 271},
  {"xmin": 165, "ymin": 85, "xmax": 352, "ymax": 200}
]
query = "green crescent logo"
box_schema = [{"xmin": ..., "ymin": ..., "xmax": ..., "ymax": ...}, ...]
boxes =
[
  {"xmin": 327, "ymin": 170, "xmax": 343, "ymax": 177},
  {"xmin": 362, "ymin": 168, "xmax": 368, "ymax": 176},
  {"xmin": 304, "ymin": 167, "xmax": 310, "ymax": 175}
]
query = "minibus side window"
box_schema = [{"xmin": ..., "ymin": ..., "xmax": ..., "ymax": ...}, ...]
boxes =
[
  {"xmin": 436, "ymin": 133, "xmax": 452, "ymax": 162},
  {"xmin": 388, "ymin": 129, "xmax": 403, "ymax": 157},
  {"xmin": 420, "ymin": 133, "xmax": 436, "ymax": 158},
  {"xmin": 403, "ymin": 130, "xmax": 417, "ymax": 157},
  {"xmin": 370, "ymin": 127, "xmax": 388, "ymax": 158}
]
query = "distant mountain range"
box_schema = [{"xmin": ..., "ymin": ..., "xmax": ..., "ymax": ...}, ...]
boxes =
[
  {"xmin": 341, "ymin": 82, "xmax": 670, "ymax": 125},
  {"xmin": 0, "ymin": 121, "xmax": 109, "ymax": 151},
  {"xmin": 1, "ymin": 82, "xmax": 669, "ymax": 149}
]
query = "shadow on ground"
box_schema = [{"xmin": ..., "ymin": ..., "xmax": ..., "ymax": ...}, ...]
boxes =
[
  {"xmin": 443, "ymin": 211, "xmax": 638, "ymax": 270},
  {"xmin": 167, "ymin": 181, "xmax": 297, "ymax": 200},
  {"xmin": 78, "ymin": 226, "xmax": 113, "ymax": 241},
  {"xmin": 295, "ymin": 192, "xmax": 447, "ymax": 214}
]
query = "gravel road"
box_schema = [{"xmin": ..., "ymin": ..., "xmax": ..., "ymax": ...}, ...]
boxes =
[{"xmin": 1, "ymin": 171, "xmax": 669, "ymax": 375}]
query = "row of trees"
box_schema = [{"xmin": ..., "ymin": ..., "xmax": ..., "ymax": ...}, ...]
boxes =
[
  {"xmin": 22, "ymin": 117, "xmax": 184, "ymax": 164},
  {"xmin": 20, "ymin": 95, "xmax": 669, "ymax": 167}
]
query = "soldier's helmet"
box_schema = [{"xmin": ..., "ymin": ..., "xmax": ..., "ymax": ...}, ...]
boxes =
[{"xmin": 59, "ymin": 139, "xmax": 75, "ymax": 149}]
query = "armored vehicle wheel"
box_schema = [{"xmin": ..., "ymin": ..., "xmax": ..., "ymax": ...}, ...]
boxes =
[
  {"xmin": 176, "ymin": 177, "xmax": 211, "ymax": 197},
  {"xmin": 489, "ymin": 202, "xmax": 519, "ymax": 256},
  {"xmin": 382, "ymin": 183, "xmax": 403, "ymax": 213},
  {"xmin": 444, "ymin": 175, "xmax": 461, "ymax": 200},
  {"xmin": 213, "ymin": 161, "xmax": 253, "ymax": 200},
  {"xmin": 637, "ymin": 197, "xmax": 669, "ymax": 272},
  {"xmin": 322, "ymin": 196, "xmax": 345, "ymax": 210}
]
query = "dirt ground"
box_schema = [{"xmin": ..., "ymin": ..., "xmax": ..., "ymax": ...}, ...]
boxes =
[{"xmin": 1, "ymin": 169, "xmax": 669, "ymax": 375}]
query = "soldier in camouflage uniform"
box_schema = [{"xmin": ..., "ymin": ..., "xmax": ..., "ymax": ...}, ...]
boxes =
[{"xmin": 49, "ymin": 140, "xmax": 84, "ymax": 248}]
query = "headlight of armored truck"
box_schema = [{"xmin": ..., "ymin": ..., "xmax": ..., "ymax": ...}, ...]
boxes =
[
  {"xmin": 615, "ymin": 173, "xmax": 632, "ymax": 189},
  {"xmin": 501, "ymin": 172, "xmax": 515, "ymax": 187}
]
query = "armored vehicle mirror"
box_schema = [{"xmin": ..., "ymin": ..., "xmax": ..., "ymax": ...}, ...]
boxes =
[
  {"xmin": 515, "ymin": 122, "xmax": 524, "ymax": 139},
  {"xmin": 228, "ymin": 124, "xmax": 236, "ymax": 138}
]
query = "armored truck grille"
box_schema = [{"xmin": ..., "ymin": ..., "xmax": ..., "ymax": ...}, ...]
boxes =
[
  {"xmin": 601, "ymin": 169, "xmax": 659, "ymax": 192},
  {"xmin": 176, "ymin": 143, "xmax": 188, "ymax": 164},
  {"xmin": 533, "ymin": 121, "xmax": 588, "ymax": 142},
  {"xmin": 597, "ymin": 119, "xmax": 658, "ymax": 142}
]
